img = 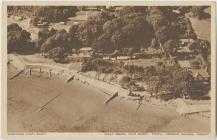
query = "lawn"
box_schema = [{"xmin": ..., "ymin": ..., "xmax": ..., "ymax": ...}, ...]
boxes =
[{"xmin": 189, "ymin": 7, "xmax": 211, "ymax": 42}]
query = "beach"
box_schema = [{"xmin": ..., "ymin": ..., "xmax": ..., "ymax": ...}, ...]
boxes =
[{"xmin": 7, "ymin": 64, "xmax": 210, "ymax": 133}]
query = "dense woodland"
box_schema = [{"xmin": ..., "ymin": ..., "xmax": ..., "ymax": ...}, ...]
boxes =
[{"xmin": 7, "ymin": 6, "xmax": 210, "ymax": 54}]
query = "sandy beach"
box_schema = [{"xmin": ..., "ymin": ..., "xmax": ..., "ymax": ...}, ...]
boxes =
[{"xmin": 7, "ymin": 64, "xmax": 210, "ymax": 133}]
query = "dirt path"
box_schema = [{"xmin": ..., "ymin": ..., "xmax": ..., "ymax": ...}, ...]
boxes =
[{"xmin": 7, "ymin": 65, "xmax": 210, "ymax": 133}]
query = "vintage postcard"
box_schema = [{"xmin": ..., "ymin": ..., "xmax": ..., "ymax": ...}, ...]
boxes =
[{"xmin": 1, "ymin": 1, "xmax": 216, "ymax": 138}]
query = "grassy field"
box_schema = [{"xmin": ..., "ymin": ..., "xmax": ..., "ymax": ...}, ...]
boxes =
[{"xmin": 189, "ymin": 7, "xmax": 211, "ymax": 42}]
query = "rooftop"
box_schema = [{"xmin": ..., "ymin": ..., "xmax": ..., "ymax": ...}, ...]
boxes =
[{"xmin": 79, "ymin": 47, "xmax": 92, "ymax": 51}]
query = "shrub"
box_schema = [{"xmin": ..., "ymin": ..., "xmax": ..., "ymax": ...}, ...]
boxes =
[
  {"xmin": 190, "ymin": 60, "xmax": 201, "ymax": 69},
  {"xmin": 124, "ymin": 64, "xmax": 144, "ymax": 74},
  {"xmin": 120, "ymin": 76, "xmax": 131, "ymax": 85}
]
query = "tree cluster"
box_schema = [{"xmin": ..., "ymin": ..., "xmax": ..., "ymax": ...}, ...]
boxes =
[
  {"xmin": 189, "ymin": 6, "xmax": 211, "ymax": 20},
  {"xmin": 7, "ymin": 23, "xmax": 35, "ymax": 54},
  {"xmin": 8, "ymin": 6, "xmax": 78, "ymax": 23},
  {"xmin": 147, "ymin": 64, "xmax": 193, "ymax": 99}
]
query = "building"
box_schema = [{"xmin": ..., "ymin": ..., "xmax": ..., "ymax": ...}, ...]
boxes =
[
  {"xmin": 14, "ymin": 16, "xmax": 23, "ymax": 20},
  {"xmin": 103, "ymin": 56, "xmax": 110, "ymax": 60},
  {"xmin": 79, "ymin": 47, "xmax": 92, "ymax": 53},
  {"xmin": 180, "ymin": 38, "xmax": 195, "ymax": 46},
  {"xmin": 67, "ymin": 53, "xmax": 91, "ymax": 62},
  {"xmin": 37, "ymin": 22, "xmax": 49, "ymax": 28},
  {"xmin": 172, "ymin": 9, "xmax": 181, "ymax": 14},
  {"xmin": 177, "ymin": 46, "xmax": 193, "ymax": 53},
  {"xmin": 117, "ymin": 56, "xmax": 131, "ymax": 60}
]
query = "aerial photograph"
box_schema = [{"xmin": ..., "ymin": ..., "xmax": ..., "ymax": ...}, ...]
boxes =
[{"xmin": 5, "ymin": 4, "xmax": 214, "ymax": 135}]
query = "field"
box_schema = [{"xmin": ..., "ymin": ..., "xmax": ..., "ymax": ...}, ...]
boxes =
[{"xmin": 189, "ymin": 7, "xmax": 211, "ymax": 42}]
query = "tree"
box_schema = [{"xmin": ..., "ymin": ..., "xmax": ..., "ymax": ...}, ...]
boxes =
[
  {"xmin": 103, "ymin": 18, "xmax": 123, "ymax": 35},
  {"xmin": 78, "ymin": 12, "xmax": 113, "ymax": 48},
  {"xmin": 7, "ymin": 23, "xmax": 34, "ymax": 53},
  {"xmin": 68, "ymin": 24, "xmax": 82, "ymax": 51},
  {"xmin": 190, "ymin": 6, "xmax": 210, "ymax": 20},
  {"xmin": 168, "ymin": 69, "xmax": 193, "ymax": 98},
  {"xmin": 188, "ymin": 39, "xmax": 210, "ymax": 61},
  {"xmin": 150, "ymin": 38, "xmax": 159, "ymax": 48},
  {"xmin": 155, "ymin": 25, "xmax": 171, "ymax": 44},
  {"xmin": 146, "ymin": 7, "xmax": 168, "ymax": 31},
  {"xmin": 147, "ymin": 75, "xmax": 164, "ymax": 96},
  {"xmin": 117, "ymin": 6, "xmax": 147, "ymax": 17},
  {"xmin": 111, "ymin": 31, "xmax": 123, "ymax": 50},
  {"xmin": 121, "ymin": 15, "xmax": 154, "ymax": 48},
  {"xmin": 144, "ymin": 65, "xmax": 157, "ymax": 77},
  {"xmin": 40, "ymin": 29, "xmax": 73, "ymax": 56},
  {"xmin": 33, "ymin": 6, "xmax": 78, "ymax": 22},
  {"xmin": 162, "ymin": 40, "xmax": 178, "ymax": 58},
  {"xmin": 38, "ymin": 28, "xmax": 57, "ymax": 49},
  {"xmin": 190, "ymin": 59, "xmax": 201, "ymax": 69},
  {"xmin": 120, "ymin": 76, "xmax": 131, "ymax": 86},
  {"xmin": 94, "ymin": 33, "xmax": 114, "ymax": 53}
]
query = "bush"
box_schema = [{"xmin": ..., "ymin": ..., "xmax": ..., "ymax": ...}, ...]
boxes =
[
  {"xmin": 120, "ymin": 76, "xmax": 131, "ymax": 85},
  {"xmin": 124, "ymin": 64, "xmax": 144, "ymax": 74},
  {"xmin": 190, "ymin": 60, "xmax": 201, "ymax": 69}
]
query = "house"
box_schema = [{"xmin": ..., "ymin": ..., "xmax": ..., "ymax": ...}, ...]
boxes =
[
  {"xmin": 177, "ymin": 46, "xmax": 192, "ymax": 53},
  {"xmin": 79, "ymin": 53, "xmax": 91, "ymax": 59},
  {"xmin": 59, "ymin": 22, "xmax": 66, "ymax": 25},
  {"xmin": 132, "ymin": 53, "xmax": 144, "ymax": 59},
  {"xmin": 144, "ymin": 48, "xmax": 162, "ymax": 58},
  {"xmin": 172, "ymin": 9, "xmax": 181, "ymax": 14},
  {"xmin": 110, "ymin": 57, "xmax": 116, "ymax": 61},
  {"xmin": 180, "ymin": 38, "xmax": 195, "ymax": 46},
  {"xmin": 86, "ymin": 7, "xmax": 98, "ymax": 11},
  {"xmin": 67, "ymin": 53, "xmax": 91, "ymax": 62},
  {"xmin": 115, "ymin": 7, "xmax": 125, "ymax": 11},
  {"xmin": 37, "ymin": 22, "xmax": 49, "ymax": 28},
  {"xmin": 79, "ymin": 47, "xmax": 92, "ymax": 53},
  {"xmin": 14, "ymin": 16, "xmax": 23, "ymax": 20},
  {"xmin": 103, "ymin": 56, "xmax": 110, "ymax": 60},
  {"xmin": 78, "ymin": 47, "xmax": 93, "ymax": 58},
  {"xmin": 117, "ymin": 56, "xmax": 131, "ymax": 60}
]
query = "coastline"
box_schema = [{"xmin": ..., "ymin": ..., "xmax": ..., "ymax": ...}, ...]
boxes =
[{"xmin": 7, "ymin": 63, "xmax": 210, "ymax": 133}]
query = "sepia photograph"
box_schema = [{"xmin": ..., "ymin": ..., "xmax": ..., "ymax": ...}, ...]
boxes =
[{"xmin": 1, "ymin": 1, "xmax": 216, "ymax": 137}]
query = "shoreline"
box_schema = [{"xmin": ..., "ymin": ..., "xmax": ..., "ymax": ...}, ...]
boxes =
[
  {"xmin": 8, "ymin": 54, "xmax": 211, "ymax": 114},
  {"xmin": 7, "ymin": 64, "xmax": 210, "ymax": 133}
]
